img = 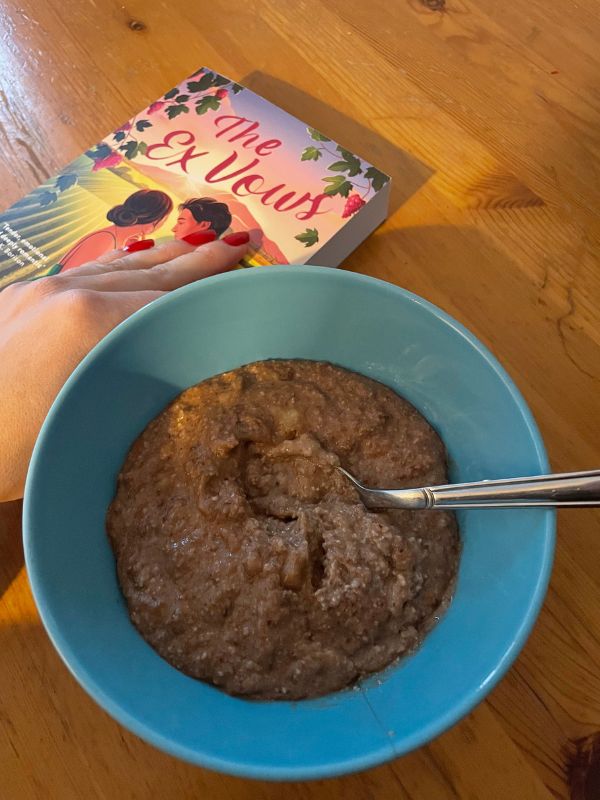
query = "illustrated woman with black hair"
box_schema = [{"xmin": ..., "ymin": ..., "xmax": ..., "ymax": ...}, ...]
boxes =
[{"xmin": 58, "ymin": 190, "xmax": 173, "ymax": 271}]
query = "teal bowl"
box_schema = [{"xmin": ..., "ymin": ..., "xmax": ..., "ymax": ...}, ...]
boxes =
[{"xmin": 23, "ymin": 266, "xmax": 554, "ymax": 780}]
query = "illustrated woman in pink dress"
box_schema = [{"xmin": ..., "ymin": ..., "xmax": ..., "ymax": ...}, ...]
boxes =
[{"xmin": 58, "ymin": 190, "xmax": 173, "ymax": 272}]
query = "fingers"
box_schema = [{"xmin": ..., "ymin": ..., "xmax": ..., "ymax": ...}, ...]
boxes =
[
  {"xmin": 63, "ymin": 240, "xmax": 195, "ymax": 277},
  {"xmin": 94, "ymin": 290, "xmax": 167, "ymax": 325},
  {"xmin": 56, "ymin": 238, "xmax": 248, "ymax": 293},
  {"xmin": 94, "ymin": 248, "xmax": 133, "ymax": 266}
]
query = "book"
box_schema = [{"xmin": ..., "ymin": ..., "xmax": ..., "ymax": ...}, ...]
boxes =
[{"xmin": 0, "ymin": 67, "xmax": 390, "ymax": 288}]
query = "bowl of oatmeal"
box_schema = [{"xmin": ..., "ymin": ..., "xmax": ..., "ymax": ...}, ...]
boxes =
[{"xmin": 23, "ymin": 266, "xmax": 555, "ymax": 779}]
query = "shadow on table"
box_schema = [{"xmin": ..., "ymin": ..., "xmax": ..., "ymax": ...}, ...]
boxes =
[
  {"xmin": 341, "ymin": 220, "xmax": 528, "ymax": 331},
  {"xmin": 239, "ymin": 71, "xmax": 435, "ymax": 215},
  {"xmin": 0, "ymin": 500, "xmax": 24, "ymax": 599}
]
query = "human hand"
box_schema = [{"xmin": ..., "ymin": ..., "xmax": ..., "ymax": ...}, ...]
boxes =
[{"xmin": 0, "ymin": 235, "xmax": 249, "ymax": 502}]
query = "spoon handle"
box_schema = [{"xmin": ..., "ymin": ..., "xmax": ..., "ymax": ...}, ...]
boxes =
[{"xmin": 365, "ymin": 470, "xmax": 600, "ymax": 509}]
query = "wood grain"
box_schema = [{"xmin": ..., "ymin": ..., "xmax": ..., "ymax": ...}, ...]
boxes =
[{"xmin": 1, "ymin": 0, "xmax": 599, "ymax": 797}]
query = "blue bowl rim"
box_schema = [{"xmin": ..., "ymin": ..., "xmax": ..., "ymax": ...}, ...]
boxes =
[{"xmin": 23, "ymin": 265, "xmax": 555, "ymax": 780}]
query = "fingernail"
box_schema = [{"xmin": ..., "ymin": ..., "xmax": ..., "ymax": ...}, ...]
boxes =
[
  {"xmin": 124, "ymin": 239, "xmax": 155, "ymax": 252},
  {"xmin": 222, "ymin": 231, "xmax": 250, "ymax": 246},
  {"xmin": 182, "ymin": 230, "xmax": 217, "ymax": 246}
]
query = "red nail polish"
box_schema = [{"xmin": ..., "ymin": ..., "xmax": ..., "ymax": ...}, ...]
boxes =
[
  {"xmin": 182, "ymin": 230, "xmax": 217, "ymax": 246},
  {"xmin": 222, "ymin": 231, "xmax": 250, "ymax": 246},
  {"xmin": 124, "ymin": 239, "xmax": 154, "ymax": 252}
]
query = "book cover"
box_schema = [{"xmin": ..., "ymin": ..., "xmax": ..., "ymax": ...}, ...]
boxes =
[{"xmin": 0, "ymin": 67, "xmax": 390, "ymax": 288}]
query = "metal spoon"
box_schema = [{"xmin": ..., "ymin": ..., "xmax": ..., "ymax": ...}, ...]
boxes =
[{"xmin": 337, "ymin": 467, "xmax": 600, "ymax": 509}]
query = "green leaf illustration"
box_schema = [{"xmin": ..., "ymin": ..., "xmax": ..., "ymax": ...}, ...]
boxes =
[
  {"xmin": 322, "ymin": 175, "xmax": 353, "ymax": 197},
  {"xmin": 135, "ymin": 119, "xmax": 152, "ymax": 132},
  {"xmin": 119, "ymin": 139, "xmax": 139, "ymax": 159},
  {"xmin": 329, "ymin": 159, "xmax": 362, "ymax": 178},
  {"xmin": 212, "ymin": 74, "xmax": 230, "ymax": 87},
  {"xmin": 195, "ymin": 95, "xmax": 221, "ymax": 115},
  {"xmin": 86, "ymin": 143, "xmax": 112, "ymax": 160},
  {"xmin": 364, "ymin": 166, "xmax": 390, "ymax": 192},
  {"xmin": 344, "ymin": 161, "xmax": 362, "ymax": 177},
  {"xmin": 163, "ymin": 87, "xmax": 179, "ymax": 100},
  {"xmin": 176, "ymin": 94, "xmax": 190, "ymax": 103},
  {"xmin": 137, "ymin": 141, "xmax": 147, "ymax": 155},
  {"xmin": 166, "ymin": 104, "xmax": 190, "ymax": 119},
  {"xmin": 187, "ymin": 72, "xmax": 214, "ymax": 92},
  {"xmin": 294, "ymin": 228, "xmax": 319, "ymax": 247},
  {"xmin": 55, "ymin": 173, "xmax": 78, "ymax": 192},
  {"xmin": 231, "ymin": 83, "xmax": 244, "ymax": 94},
  {"xmin": 39, "ymin": 191, "xmax": 58, "ymax": 206},
  {"xmin": 301, "ymin": 146, "xmax": 322, "ymax": 161},
  {"xmin": 307, "ymin": 127, "xmax": 331, "ymax": 142},
  {"xmin": 329, "ymin": 148, "xmax": 362, "ymax": 177}
]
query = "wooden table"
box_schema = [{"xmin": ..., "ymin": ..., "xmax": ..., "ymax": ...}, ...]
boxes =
[{"xmin": 1, "ymin": 1, "xmax": 599, "ymax": 797}]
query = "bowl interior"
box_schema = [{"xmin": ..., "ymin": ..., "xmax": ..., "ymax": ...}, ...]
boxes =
[{"xmin": 24, "ymin": 266, "xmax": 554, "ymax": 780}]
